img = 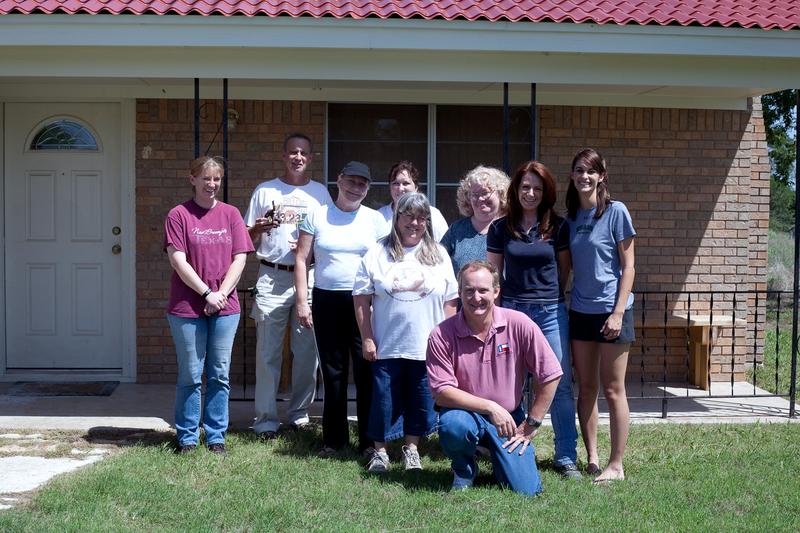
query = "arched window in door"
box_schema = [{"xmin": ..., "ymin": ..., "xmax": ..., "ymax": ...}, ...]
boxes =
[{"xmin": 29, "ymin": 119, "xmax": 99, "ymax": 151}]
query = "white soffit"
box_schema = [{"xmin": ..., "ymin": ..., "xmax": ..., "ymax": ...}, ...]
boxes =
[{"xmin": 0, "ymin": 77, "xmax": 765, "ymax": 110}]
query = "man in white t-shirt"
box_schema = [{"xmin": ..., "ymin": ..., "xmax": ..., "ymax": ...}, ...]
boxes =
[{"xmin": 244, "ymin": 133, "xmax": 332, "ymax": 439}]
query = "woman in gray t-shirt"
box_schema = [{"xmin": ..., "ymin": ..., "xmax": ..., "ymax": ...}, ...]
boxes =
[{"xmin": 566, "ymin": 148, "xmax": 636, "ymax": 484}]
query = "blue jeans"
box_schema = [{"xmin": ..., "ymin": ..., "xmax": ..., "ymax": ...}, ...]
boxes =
[
  {"xmin": 167, "ymin": 313, "xmax": 239, "ymax": 446},
  {"xmin": 438, "ymin": 407, "xmax": 542, "ymax": 496},
  {"xmin": 368, "ymin": 358, "xmax": 436, "ymax": 442},
  {"xmin": 502, "ymin": 299, "xmax": 578, "ymax": 467}
]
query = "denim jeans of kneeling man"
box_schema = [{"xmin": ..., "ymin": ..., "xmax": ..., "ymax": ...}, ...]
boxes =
[{"xmin": 438, "ymin": 406, "xmax": 542, "ymax": 496}]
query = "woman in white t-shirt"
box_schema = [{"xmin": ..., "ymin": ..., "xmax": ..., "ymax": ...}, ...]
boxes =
[
  {"xmin": 295, "ymin": 161, "xmax": 385, "ymax": 458},
  {"xmin": 378, "ymin": 161, "xmax": 449, "ymax": 241},
  {"xmin": 353, "ymin": 192, "xmax": 458, "ymax": 474}
]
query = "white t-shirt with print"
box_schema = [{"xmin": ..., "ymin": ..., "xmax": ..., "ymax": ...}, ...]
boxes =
[
  {"xmin": 353, "ymin": 241, "xmax": 458, "ymax": 361},
  {"xmin": 300, "ymin": 204, "xmax": 385, "ymax": 291},
  {"xmin": 244, "ymin": 177, "xmax": 331, "ymax": 265}
]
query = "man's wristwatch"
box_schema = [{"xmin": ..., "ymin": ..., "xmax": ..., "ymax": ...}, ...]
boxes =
[{"xmin": 525, "ymin": 416, "xmax": 543, "ymax": 429}]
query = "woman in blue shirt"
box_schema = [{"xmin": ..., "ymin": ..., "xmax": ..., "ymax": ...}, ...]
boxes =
[
  {"xmin": 487, "ymin": 160, "xmax": 579, "ymax": 479},
  {"xmin": 566, "ymin": 148, "xmax": 636, "ymax": 483}
]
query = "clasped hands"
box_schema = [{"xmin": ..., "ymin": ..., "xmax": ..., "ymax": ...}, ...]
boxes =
[{"xmin": 203, "ymin": 291, "xmax": 228, "ymax": 316}]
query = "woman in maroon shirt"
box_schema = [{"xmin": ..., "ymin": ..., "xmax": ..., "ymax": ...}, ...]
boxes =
[{"xmin": 164, "ymin": 156, "xmax": 253, "ymax": 455}]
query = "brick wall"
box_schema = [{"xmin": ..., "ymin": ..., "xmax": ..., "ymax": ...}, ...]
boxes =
[
  {"xmin": 135, "ymin": 99, "xmax": 324, "ymax": 384},
  {"xmin": 747, "ymin": 99, "xmax": 770, "ymax": 371},
  {"xmin": 135, "ymin": 99, "xmax": 769, "ymax": 385},
  {"xmin": 539, "ymin": 102, "xmax": 768, "ymax": 382}
]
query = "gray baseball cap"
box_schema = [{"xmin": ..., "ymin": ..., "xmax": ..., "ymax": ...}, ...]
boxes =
[{"xmin": 340, "ymin": 161, "xmax": 371, "ymax": 181}]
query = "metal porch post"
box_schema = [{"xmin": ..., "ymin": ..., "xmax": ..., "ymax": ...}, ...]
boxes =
[
  {"xmin": 530, "ymin": 83, "xmax": 537, "ymax": 160},
  {"xmin": 223, "ymin": 78, "xmax": 229, "ymax": 203},
  {"xmin": 194, "ymin": 78, "xmax": 200, "ymax": 159},
  {"xmin": 503, "ymin": 82, "xmax": 509, "ymax": 174},
  {"xmin": 790, "ymin": 88, "xmax": 799, "ymax": 418}
]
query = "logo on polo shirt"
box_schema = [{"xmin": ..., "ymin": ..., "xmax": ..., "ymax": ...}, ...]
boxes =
[{"xmin": 497, "ymin": 343, "xmax": 510, "ymax": 355}]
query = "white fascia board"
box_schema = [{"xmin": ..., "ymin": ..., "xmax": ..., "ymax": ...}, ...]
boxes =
[{"xmin": 1, "ymin": 14, "xmax": 800, "ymax": 59}]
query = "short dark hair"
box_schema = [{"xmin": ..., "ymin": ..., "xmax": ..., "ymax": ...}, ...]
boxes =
[
  {"xmin": 283, "ymin": 132, "xmax": 313, "ymax": 152},
  {"xmin": 457, "ymin": 260, "xmax": 500, "ymax": 293},
  {"xmin": 387, "ymin": 161, "xmax": 420, "ymax": 186}
]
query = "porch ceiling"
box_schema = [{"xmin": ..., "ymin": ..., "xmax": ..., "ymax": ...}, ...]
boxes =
[{"xmin": 0, "ymin": 77, "xmax": 772, "ymax": 110}]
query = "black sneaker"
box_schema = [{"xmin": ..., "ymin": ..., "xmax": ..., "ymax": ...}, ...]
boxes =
[
  {"xmin": 177, "ymin": 444, "xmax": 196, "ymax": 455},
  {"xmin": 556, "ymin": 462, "xmax": 582, "ymax": 479},
  {"xmin": 257, "ymin": 430, "xmax": 278, "ymax": 441},
  {"xmin": 208, "ymin": 443, "xmax": 227, "ymax": 455}
]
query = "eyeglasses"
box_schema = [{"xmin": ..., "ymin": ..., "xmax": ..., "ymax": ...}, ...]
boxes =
[
  {"xmin": 399, "ymin": 212, "xmax": 428, "ymax": 223},
  {"xmin": 469, "ymin": 190, "xmax": 496, "ymax": 202}
]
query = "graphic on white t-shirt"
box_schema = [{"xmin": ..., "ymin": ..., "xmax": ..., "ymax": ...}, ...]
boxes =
[
  {"xmin": 275, "ymin": 194, "xmax": 309, "ymax": 229},
  {"xmin": 385, "ymin": 260, "xmax": 433, "ymax": 301}
]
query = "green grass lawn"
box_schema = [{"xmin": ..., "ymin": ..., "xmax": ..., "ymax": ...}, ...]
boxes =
[
  {"xmin": 2, "ymin": 424, "xmax": 800, "ymax": 532},
  {"xmin": 754, "ymin": 228, "xmax": 798, "ymax": 395},
  {"xmin": 748, "ymin": 326, "xmax": 799, "ymax": 395}
]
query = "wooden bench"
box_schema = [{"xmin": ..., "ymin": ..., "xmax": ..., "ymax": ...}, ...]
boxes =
[{"xmin": 636, "ymin": 314, "xmax": 747, "ymax": 390}]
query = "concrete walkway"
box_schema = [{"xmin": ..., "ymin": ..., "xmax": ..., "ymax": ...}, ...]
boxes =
[{"xmin": 0, "ymin": 381, "xmax": 797, "ymax": 432}]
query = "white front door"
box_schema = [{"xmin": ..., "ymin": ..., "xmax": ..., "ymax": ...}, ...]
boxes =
[{"xmin": 4, "ymin": 103, "xmax": 123, "ymax": 370}]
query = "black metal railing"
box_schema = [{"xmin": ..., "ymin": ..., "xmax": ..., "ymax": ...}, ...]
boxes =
[
  {"xmin": 229, "ymin": 288, "xmax": 799, "ymax": 418},
  {"xmin": 632, "ymin": 289, "xmax": 796, "ymax": 417}
]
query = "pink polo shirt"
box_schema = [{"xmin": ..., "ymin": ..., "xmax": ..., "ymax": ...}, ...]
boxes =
[{"xmin": 426, "ymin": 306, "xmax": 562, "ymax": 413}]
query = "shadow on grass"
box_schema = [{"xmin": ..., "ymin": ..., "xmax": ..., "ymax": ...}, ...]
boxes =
[
  {"xmin": 357, "ymin": 452, "xmax": 585, "ymax": 492},
  {"xmin": 269, "ymin": 421, "xmax": 449, "ymax": 462},
  {"xmin": 360, "ymin": 466, "xmax": 454, "ymax": 492}
]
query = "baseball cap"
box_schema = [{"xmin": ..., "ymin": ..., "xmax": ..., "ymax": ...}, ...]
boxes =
[{"xmin": 340, "ymin": 161, "xmax": 371, "ymax": 182}]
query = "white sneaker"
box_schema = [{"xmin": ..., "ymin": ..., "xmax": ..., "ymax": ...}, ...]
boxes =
[
  {"xmin": 367, "ymin": 449, "xmax": 390, "ymax": 474},
  {"xmin": 402, "ymin": 445, "xmax": 422, "ymax": 471}
]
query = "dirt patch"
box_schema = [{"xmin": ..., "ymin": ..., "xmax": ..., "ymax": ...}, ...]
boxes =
[
  {"xmin": 0, "ymin": 428, "xmax": 174, "ymax": 459},
  {"xmin": 84, "ymin": 427, "xmax": 174, "ymax": 447}
]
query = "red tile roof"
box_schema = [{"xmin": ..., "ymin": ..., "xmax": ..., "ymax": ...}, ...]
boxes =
[{"xmin": 1, "ymin": 1, "xmax": 798, "ymax": 31}]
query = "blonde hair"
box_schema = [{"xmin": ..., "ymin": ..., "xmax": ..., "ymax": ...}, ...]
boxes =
[
  {"xmin": 189, "ymin": 156, "xmax": 225, "ymax": 178},
  {"xmin": 455, "ymin": 165, "xmax": 510, "ymax": 217}
]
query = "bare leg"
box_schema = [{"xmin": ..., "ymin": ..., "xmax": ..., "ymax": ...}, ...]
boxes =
[
  {"xmin": 572, "ymin": 340, "xmax": 600, "ymax": 470},
  {"xmin": 404, "ymin": 436, "xmax": 420, "ymax": 449},
  {"xmin": 374, "ymin": 441, "xmax": 386, "ymax": 452},
  {"xmin": 594, "ymin": 342, "xmax": 630, "ymax": 482}
]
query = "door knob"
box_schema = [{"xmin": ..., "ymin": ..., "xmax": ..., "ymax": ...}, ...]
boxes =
[
  {"xmin": 112, "ymin": 226, "xmax": 121, "ymax": 235},
  {"xmin": 112, "ymin": 244, "xmax": 122, "ymax": 255}
]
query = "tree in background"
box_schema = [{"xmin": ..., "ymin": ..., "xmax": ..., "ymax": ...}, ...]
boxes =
[
  {"xmin": 762, "ymin": 90, "xmax": 797, "ymax": 232},
  {"xmin": 763, "ymin": 90, "xmax": 797, "ymax": 185}
]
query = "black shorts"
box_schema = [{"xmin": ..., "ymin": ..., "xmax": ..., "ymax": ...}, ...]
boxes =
[{"xmin": 569, "ymin": 308, "xmax": 635, "ymax": 344}]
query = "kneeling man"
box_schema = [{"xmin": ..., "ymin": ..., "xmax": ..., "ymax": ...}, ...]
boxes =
[{"xmin": 426, "ymin": 260, "xmax": 562, "ymax": 496}]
